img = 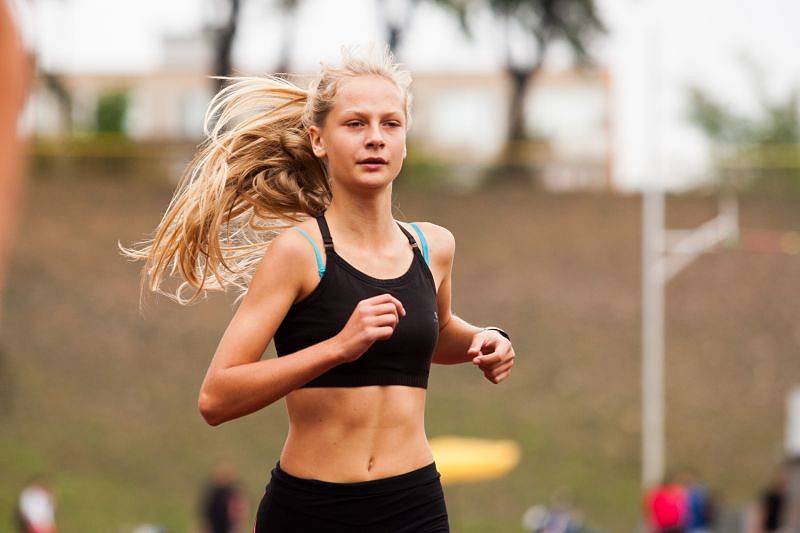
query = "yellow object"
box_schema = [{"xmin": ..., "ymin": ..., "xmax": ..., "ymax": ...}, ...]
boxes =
[
  {"xmin": 429, "ymin": 435, "xmax": 521, "ymax": 486},
  {"xmin": 780, "ymin": 231, "xmax": 800, "ymax": 255}
]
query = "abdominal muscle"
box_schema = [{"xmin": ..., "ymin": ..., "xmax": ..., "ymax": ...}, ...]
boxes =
[{"xmin": 278, "ymin": 384, "xmax": 434, "ymax": 482}]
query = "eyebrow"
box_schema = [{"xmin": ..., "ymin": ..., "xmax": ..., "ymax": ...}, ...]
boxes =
[{"xmin": 340, "ymin": 110, "xmax": 404, "ymax": 119}]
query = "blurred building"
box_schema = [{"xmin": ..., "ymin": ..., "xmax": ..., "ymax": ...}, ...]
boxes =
[
  {"xmin": 22, "ymin": 30, "xmax": 612, "ymax": 190},
  {"xmin": 24, "ymin": 31, "xmax": 215, "ymax": 141},
  {"xmin": 411, "ymin": 68, "xmax": 612, "ymax": 190}
]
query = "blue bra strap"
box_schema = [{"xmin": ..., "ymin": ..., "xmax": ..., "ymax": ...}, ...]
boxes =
[
  {"xmin": 293, "ymin": 227, "xmax": 325, "ymax": 278},
  {"xmin": 409, "ymin": 223, "xmax": 430, "ymax": 266}
]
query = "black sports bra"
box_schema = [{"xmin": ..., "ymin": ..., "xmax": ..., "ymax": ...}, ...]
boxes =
[{"xmin": 272, "ymin": 211, "xmax": 439, "ymax": 388}]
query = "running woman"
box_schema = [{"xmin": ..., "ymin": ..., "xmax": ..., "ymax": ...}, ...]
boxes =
[{"xmin": 121, "ymin": 42, "xmax": 515, "ymax": 532}]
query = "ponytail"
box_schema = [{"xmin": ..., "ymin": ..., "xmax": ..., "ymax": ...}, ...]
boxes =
[{"xmin": 119, "ymin": 42, "xmax": 413, "ymax": 309}]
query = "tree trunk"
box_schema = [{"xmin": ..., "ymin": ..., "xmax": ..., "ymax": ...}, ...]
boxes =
[
  {"xmin": 213, "ymin": 0, "xmax": 241, "ymax": 94},
  {"xmin": 376, "ymin": 0, "xmax": 418, "ymax": 55},
  {"xmin": 274, "ymin": 6, "xmax": 299, "ymax": 78},
  {"xmin": 507, "ymin": 64, "xmax": 534, "ymax": 142},
  {"xmin": 42, "ymin": 72, "xmax": 73, "ymax": 134},
  {"xmin": 387, "ymin": 24, "xmax": 402, "ymax": 53},
  {"xmin": 489, "ymin": 61, "xmax": 543, "ymax": 186}
]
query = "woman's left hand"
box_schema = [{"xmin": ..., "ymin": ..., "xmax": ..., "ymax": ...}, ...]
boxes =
[{"xmin": 468, "ymin": 330, "xmax": 515, "ymax": 384}]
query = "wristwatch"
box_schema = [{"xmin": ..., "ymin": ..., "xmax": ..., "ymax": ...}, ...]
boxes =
[{"xmin": 480, "ymin": 326, "xmax": 510, "ymax": 341}]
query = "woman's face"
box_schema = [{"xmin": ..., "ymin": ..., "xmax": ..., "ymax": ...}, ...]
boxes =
[{"xmin": 309, "ymin": 75, "xmax": 407, "ymax": 190}]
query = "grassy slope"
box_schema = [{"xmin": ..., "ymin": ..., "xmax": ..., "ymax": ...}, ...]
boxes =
[{"xmin": 1, "ymin": 171, "xmax": 798, "ymax": 532}]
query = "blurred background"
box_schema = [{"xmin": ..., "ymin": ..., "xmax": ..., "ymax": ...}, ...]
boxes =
[{"xmin": 1, "ymin": 0, "xmax": 799, "ymax": 531}]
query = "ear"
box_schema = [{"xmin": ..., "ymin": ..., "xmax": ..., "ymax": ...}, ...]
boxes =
[{"xmin": 309, "ymin": 125, "xmax": 327, "ymax": 158}]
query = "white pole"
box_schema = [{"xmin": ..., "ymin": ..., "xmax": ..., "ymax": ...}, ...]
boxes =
[
  {"xmin": 638, "ymin": 3, "xmax": 738, "ymax": 525},
  {"xmin": 642, "ymin": 188, "xmax": 665, "ymax": 490},
  {"xmin": 641, "ymin": 0, "xmax": 665, "ymax": 492},
  {"xmin": 785, "ymin": 387, "xmax": 800, "ymax": 530}
]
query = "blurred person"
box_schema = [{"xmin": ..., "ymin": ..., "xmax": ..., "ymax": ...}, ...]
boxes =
[
  {"xmin": 644, "ymin": 471, "xmax": 689, "ymax": 533},
  {"xmin": 540, "ymin": 503, "xmax": 571, "ymax": 533},
  {"xmin": 539, "ymin": 488, "xmax": 585, "ymax": 533},
  {"xmin": 1, "ymin": 0, "xmax": 35, "ymax": 414},
  {"xmin": 200, "ymin": 461, "xmax": 248, "ymax": 533},
  {"xmin": 522, "ymin": 499, "xmax": 599, "ymax": 533},
  {"xmin": 131, "ymin": 526, "xmax": 166, "ymax": 533},
  {"xmin": 755, "ymin": 465, "xmax": 787, "ymax": 532},
  {"xmin": 0, "ymin": 0, "xmax": 35, "ymax": 322},
  {"xmin": 120, "ymin": 42, "xmax": 515, "ymax": 532},
  {"xmin": 677, "ymin": 468, "xmax": 717, "ymax": 533},
  {"xmin": 15, "ymin": 474, "xmax": 56, "ymax": 533},
  {"xmin": 522, "ymin": 504, "xmax": 550, "ymax": 532}
]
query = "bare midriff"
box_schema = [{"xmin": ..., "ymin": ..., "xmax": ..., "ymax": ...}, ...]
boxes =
[{"xmin": 278, "ymin": 384, "xmax": 434, "ymax": 482}]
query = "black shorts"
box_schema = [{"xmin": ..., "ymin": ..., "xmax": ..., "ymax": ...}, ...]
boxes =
[{"xmin": 254, "ymin": 460, "xmax": 450, "ymax": 532}]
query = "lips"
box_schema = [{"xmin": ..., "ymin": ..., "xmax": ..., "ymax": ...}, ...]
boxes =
[
  {"xmin": 358, "ymin": 161, "xmax": 386, "ymax": 172},
  {"xmin": 358, "ymin": 157, "xmax": 387, "ymax": 164}
]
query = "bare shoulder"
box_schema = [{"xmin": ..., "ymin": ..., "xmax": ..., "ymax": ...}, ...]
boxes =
[
  {"xmin": 399, "ymin": 220, "xmax": 455, "ymax": 269},
  {"xmin": 249, "ymin": 219, "xmax": 319, "ymax": 304},
  {"xmin": 260, "ymin": 223, "xmax": 314, "ymax": 271},
  {"xmin": 422, "ymin": 222, "xmax": 455, "ymax": 269}
]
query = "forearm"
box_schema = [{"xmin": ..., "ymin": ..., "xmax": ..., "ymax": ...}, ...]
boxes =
[
  {"xmin": 0, "ymin": 13, "xmax": 29, "ymax": 307},
  {"xmin": 431, "ymin": 313, "xmax": 483, "ymax": 365},
  {"xmin": 199, "ymin": 337, "xmax": 345, "ymax": 426}
]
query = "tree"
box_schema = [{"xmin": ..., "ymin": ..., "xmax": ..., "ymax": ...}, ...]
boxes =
[
  {"xmin": 95, "ymin": 89, "xmax": 129, "ymax": 136},
  {"xmin": 375, "ymin": 0, "xmax": 426, "ymax": 53},
  {"xmin": 42, "ymin": 72, "xmax": 74, "ymax": 134},
  {"xmin": 273, "ymin": 0, "xmax": 300, "ymax": 76},
  {"xmin": 686, "ymin": 55, "xmax": 800, "ymax": 194},
  {"xmin": 207, "ymin": 0, "xmax": 302, "ymax": 92},
  {"xmin": 434, "ymin": 0, "xmax": 607, "ymax": 173},
  {"xmin": 209, "ymin": 0, "xmax": 242, "ymax": 94},
  {"xmin": 376, "ymin": 0, "xmax": 466, "ymax": 55}
]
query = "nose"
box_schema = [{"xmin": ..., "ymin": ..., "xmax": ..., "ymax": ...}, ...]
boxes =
[{"xmin": 365, "ymin": 122, "xmax": 385, "ymax": 148}]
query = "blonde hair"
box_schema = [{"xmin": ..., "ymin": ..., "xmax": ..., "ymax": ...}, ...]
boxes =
[{"xmin": 119, "ymin": 42, "xmax": 414, "ymax": 308}]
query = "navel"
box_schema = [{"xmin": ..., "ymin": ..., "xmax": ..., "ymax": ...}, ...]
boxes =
[{"xmin": 367, "ymin": 456, "xmax": 375, "ymax": 471}]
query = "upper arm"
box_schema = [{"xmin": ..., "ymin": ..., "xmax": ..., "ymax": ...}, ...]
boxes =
[
  {"xmin": 415, "ymin": 221, "xmax": 455, "ymax": 331},
  {"xmin": 201, "ymin": 229, "xmax": 309, "ymax": 384}
]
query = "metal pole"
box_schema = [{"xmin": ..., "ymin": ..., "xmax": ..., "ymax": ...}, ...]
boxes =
[
  {"xmin": 642, "ymin": 188, "xmax": 665, "ymax": 491},
  {"xmin": 638, "ymin": 5, "xmax": 738, "ymax": 527},
  {"xmin": 785, "ymin": 387, "xmax": 800, "ymax": 531},
  {"xmin": 641, "ymin": 0, "xmax": 665, "ymax": 493}
]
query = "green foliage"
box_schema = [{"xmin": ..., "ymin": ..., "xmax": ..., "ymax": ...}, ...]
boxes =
[
  {"xmin": 760, "ymin": 91, "xmax": 800, "ymax": 143},
  {"xmin": 685, "ymin": 65, "xmax": 800, "ymax": 194},
  {"xmin": 686, "ymin": 86, "xmax": 746, "ymax": 143},
  {"xmin": 397, "ymin": 140, "xmax": 452, "ymax": 190},
  {"xmin": 28, "ymin": 133, "xmax": 173, "ymax": 180},
  {"xmin": 95, "ymin": 89, "xmax": 130, "ymax": 136}
]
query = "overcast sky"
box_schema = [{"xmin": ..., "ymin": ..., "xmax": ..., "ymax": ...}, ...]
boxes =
[
  {"xmin": 15, "ymin": 0, "xmax": 800, "ymax": 189},
  {"xmin": 26, "ymin": 0, "xmax": 577, "ymax": 74}
]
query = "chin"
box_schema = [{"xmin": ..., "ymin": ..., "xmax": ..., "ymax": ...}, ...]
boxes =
[
  {"xmin": 356, "ymin": 167, "xmax": 397, "ymax": 184},
  {"xmin": 359, "ymin": 176, "xmax": 395, "ymax": 189},
  {"xmin": 332, "ymin": 165, "xmax": 398, "ymax": 189}
]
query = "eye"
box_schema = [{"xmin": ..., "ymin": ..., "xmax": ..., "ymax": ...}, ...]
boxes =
[
  {"xmin": 346, "ymin": 121, "xmax": 363, "ymax": 127},
  {"xmin": 387, "ymin": 122, "xmax": 402, "ymax": 128}
]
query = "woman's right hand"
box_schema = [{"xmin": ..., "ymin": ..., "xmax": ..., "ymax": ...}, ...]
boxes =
[{"xmin": 334, "ymin": 293, "xmax": 406, "ymax": 363}]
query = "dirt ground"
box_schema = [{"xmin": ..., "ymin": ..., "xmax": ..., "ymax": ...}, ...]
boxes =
[{"xmin": 2, "ymin": 168, "xmax": 798, "ymax": 532}]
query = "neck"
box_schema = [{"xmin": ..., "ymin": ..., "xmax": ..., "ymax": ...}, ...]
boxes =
[{"xmin": 324, "ymin": 184, "xmax": 399, "ymax": 249}]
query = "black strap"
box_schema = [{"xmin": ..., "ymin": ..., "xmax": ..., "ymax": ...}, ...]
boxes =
[
  {"xmin": 315, "ymin": 212, "xmax": 335, "ymax": 251},
  {"xmin": 481, "ymin": 326, "xmax": 511, "ymax": 342},
  {"xmin": 396, "ymin": 222, "xmax": 419, "ymax": 250},
  {"xmin": 316, "ymin": 212, "xmax": 419, "ymax": 253}
]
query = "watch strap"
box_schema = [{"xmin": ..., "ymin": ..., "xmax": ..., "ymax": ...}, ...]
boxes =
[{"xmin": 480, "ymin": 326, "xmax": 510, "ymax": 341}]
